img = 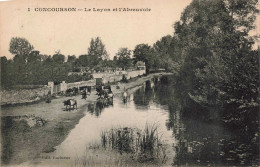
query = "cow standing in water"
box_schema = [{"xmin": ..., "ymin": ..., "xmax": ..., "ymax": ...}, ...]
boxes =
[{"xmin": 63, "ymin": 99, "xmax": 77, "ymax": 111}]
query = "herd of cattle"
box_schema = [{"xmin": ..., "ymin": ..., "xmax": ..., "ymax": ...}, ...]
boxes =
[{"xmin": 61, "ymin": 84, "xmax": 123, "ymax": 111}]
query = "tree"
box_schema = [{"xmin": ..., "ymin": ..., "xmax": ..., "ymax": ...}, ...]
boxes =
[
  {"xmin": 27, "ymin": 51, "xmax": 41, "ymax": 63},
  {"xmin": 106, "ymin": 59, "xmax": 116, "ymax": 70},
  {"xmin": 0, "ymin": 56, "xmax": 10, "ymax": 88},
  {"xmin": 67, "ymin": 55, "xmax": 77, "ymax": 72},
  {"xmin": 26, "ymin": 51, "xmax": 42, "ymax": 84},
  {"xmin": 115, "ymin": 48, "xmax": 132, "ymax": 70},
  {"xmin": 88, "ymin": 37, "xmax": 109, "ymax": 67},
  {"xmin": 52, "ymin": 53, "xmax": 65, "ymax": 64},
  {"xmin": 77, "ymin": 54, "xmax": 99, "ymax": 69},
  {"xmin": 133, "ymin": 44, "xmax": 154, "ymax": 74},
  {"xmin": 51, "ymin": 52, "xmax": 67, "ymax": 82},
  {"xmin": 170, "ymin": 0, "xmax": 259, "ymax": 133},
  {"xmin": 9, "ymin": 37, "xmax": 34, "ymax": 56},
  {"xmin": 67, "ymin": 55, "xmax": 76, "ymax": 63},
  {"xmin": 8, "ymin": 37, "xmax": 35, "ymax": 85},
  {"xmin": 153, "ymin": 35, "xmax": 175, "ymax": 71}
]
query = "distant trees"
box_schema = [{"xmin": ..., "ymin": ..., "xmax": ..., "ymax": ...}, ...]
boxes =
[
  {"xmin": 153, "ymin": 35, "xmax": 176, "ymax": 71},
  {"xmin": 8, "ymin": 37, "xmax": 35, "ymax": 85},
  {"xmin": 1, "ymin": 36, "xmax": 122, "ymax": 88},
  {"xmin": 52, "ymin": 52, "xmax": 65, "ymax": 64},
  {"xmin": 133, "ymin": 44, "xmax": 154, "ymax": 74},
  {"xmin": 115, "ymin": 48, "xmax": 132, "ymax": 70},
  {"xmin": 69, "ymin": 37, "xmax": 110, "ymax": 71},
  {"xmin": 67, "ymin": 55, "xmax": 76, "ymax": 71},
  {"xmin": 67, "ymin": 55, "xmax": 76, "ymax": 63},
  {"xmin": 26, "ymin": 51, "xmax": 42, "ymax": 84},
  {"xmin": 2, "ymin": 38, "xmax": 71, "ymax": 87},
  {"xmin": 0, "ymin": 56, "xmax": 12, "ymax": 87},
  {"xmin": 88, "ymin": 37, "xmax": 109, "ymax": 68},
  {"xmin": 9, "ymin": 37, "xmax": 34, "ymax": 56}
]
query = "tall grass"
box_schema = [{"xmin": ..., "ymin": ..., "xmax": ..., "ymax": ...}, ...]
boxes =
[
  {"xmin": 100, "ymin": 124, "xmax": 167, "ymax": 163},
  {"xmin": 72, "ymin": 124, "xmax": 168, "ymax": 167}
]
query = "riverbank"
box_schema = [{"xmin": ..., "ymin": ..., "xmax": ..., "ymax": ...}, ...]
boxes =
[{"xmin": 1, "ymin": 72, "xmax": 171, "ymax": 165}]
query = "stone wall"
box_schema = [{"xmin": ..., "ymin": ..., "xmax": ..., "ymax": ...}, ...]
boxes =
[
  {"xmin": 126, "ymin": 70, "xmax": 145, "ymax": 79},
  {"xmin": 93, "ymin": 70, "xmax": 145, "ymax": 84},
  {"xmin": 102, "ymin": 75, "xmax": 122, "ymax": 83},
  {"xmin": 0, "ymin": 86, "xmax": 50, "ymax": 106},
  {"xmin": 67, "ymin": 79, "xmax": 96, "ymax": 89}
]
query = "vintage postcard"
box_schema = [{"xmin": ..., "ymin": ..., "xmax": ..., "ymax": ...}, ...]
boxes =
[{"xmin": 0, "ymin": 0, "xmax": 259, "ymax": 166}]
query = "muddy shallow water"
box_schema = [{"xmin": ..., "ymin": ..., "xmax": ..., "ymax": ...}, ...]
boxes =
[{"xmin": 3, "ymin": 77, "xmax": 259, "ymax": 166}]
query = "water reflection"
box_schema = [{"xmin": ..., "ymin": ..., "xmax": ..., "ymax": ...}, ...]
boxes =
[
  {"xmin": 151, "ymin": 76, "xmax": 259, "ymax": 166},
  {"xmin": 87, "ymin": 103, "xmax": 104, "ymax": 117},
  {"xmin": 131, "ymin": 76, "xmax": 259, "ymax": 166},
  {"xmin": 87, "ymin": 99, "xmax": 114, "ymax": 117},
  {"xmin": 133, "ymin": 80, "xmax": 154, "ymax": 107}
]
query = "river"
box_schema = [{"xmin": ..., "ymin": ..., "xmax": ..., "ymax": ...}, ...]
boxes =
[{"xmin": 3, "ymin": 76, "xmax": 259, "ymax": 166}]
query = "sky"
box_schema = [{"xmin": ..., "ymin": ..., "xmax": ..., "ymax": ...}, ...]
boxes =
[
  {"xmin": 0, "ymin": 0, "xmax": 193, "ymax": 59},
  {"xmin": 0, "ymin": 0, "xmax": 259, "ymax": 60}
]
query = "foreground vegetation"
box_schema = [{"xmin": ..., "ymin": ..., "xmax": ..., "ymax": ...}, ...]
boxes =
[
  {"xmin": 100, "ymin": 125, "xmax": 167, "ymax": 163},
  {"xmin": 73, "ymin": 124, "xmax": 169, "ymax": 167}
]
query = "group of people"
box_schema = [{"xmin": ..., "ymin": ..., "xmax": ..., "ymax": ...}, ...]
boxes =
[
  {"xmin": 95, "ymin": 84, "xmax": 114, "ymax": 107},
  {"xmin": 96, "ymin": 84, "xmax": 113, "ymax": 99},
  {"xmin": 81, "ymin": 84, "xmax": 114, "ymax": 101},
  {"xmin": 96, "ymin": 84, "xmax": 128, "ymax": 103}
]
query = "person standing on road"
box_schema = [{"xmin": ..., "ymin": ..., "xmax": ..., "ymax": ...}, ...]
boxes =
[
  {"xmin": 82, "ymin": 89, "xmax": 87, "ymax": 100},
  {"xmin": 123, "ymin": 87, "xmax": 127, "ymax": 103}
]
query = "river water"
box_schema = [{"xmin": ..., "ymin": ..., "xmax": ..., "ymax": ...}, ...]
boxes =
[{"xmin": 4, "ymin": 76, "xmax": 260, "ymax": 166}]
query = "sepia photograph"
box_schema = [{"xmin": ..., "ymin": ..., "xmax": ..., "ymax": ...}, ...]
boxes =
[{"xmin": 0, "ymin": 0, "xmax": 259, "ymax": 166}]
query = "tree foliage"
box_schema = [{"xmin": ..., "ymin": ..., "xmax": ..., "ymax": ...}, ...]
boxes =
[
  {"xmin": 115, "ymin": 48, "xmax": 132, "ymax": 70},
  {"xmin": 88, "ymin": 37, "xmax": 109, "ymax": 66},
  {"xmin": 1, "ymin": 37, "xmax": 125, "ymax": 88},
  {"xmin": 9, "ymin": 37, "xmax": 34, "ymax": 56},
  {"xmin": 168, "ymin": 0, "xmax": 259, "ymax": 132},
  {"xmin": 133, "ymin": 44, "xmax": 155, "ymax": 74}
]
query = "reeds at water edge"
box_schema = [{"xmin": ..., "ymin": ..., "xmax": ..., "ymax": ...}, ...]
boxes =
[{"xmin": 100, "ymin": 123, "xmax": 168, "ymax": 163}]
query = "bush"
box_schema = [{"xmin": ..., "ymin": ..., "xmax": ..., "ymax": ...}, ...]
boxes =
[{"xmin": 66, "ymin": 73, "xmax": 92, "ymax": 83}]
